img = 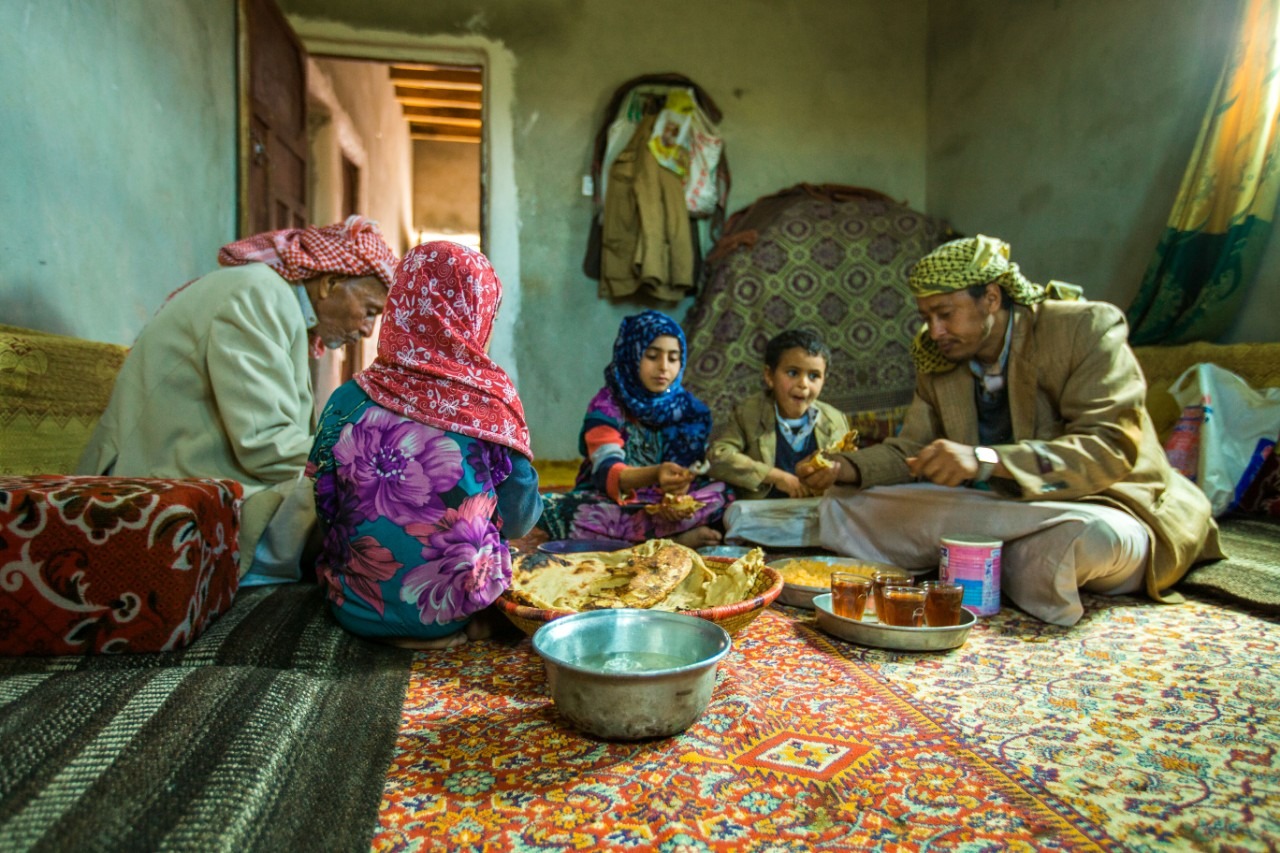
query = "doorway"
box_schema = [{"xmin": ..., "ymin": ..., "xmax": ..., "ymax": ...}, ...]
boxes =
[{"xmin": 240, "ymin": 8, "xmax": 523, "ymax": 405}]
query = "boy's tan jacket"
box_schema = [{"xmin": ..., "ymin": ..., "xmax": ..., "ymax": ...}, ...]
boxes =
[
  {"xmin": 844, "ymin": 300, "xmax": 1222, "ymax": 601},
  {"xmin": 708, "ymin": 390, "xmax": 850, "ymax": 499}
]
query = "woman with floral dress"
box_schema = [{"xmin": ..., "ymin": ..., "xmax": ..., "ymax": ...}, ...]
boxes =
[
  {"xmin": 537, "ymin": 310, "xmax": 729, "ymax": 548},
  {"xmin": 307, "ymin": 241, "xmax": 541, "ymax": 648}
]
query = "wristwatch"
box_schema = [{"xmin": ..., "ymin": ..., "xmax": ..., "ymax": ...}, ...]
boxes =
[{"xmin": 974, "ymin": 446, "xmax": 999, "ymax": 483}]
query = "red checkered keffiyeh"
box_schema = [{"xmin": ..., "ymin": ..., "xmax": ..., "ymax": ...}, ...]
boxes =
[
  {"xmin": 356, "ymin": 242, "xmax": 532, "ymax": 459},
  {"xmin": 217, "ymin": 215, "xmax": 398, "ymax": 287}
]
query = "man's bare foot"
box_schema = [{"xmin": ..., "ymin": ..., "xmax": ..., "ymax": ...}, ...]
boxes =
[
  {"xmin": 382, "ymin": 631, "xmax": 468, "ymax": 650},
  {"xmin": 673, "ymin": 526, "xmax": 723, "ymax": 549}
]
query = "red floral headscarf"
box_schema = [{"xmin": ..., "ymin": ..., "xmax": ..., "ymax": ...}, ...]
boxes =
[
  {"xmin": 355, "ymin": 241, "xmax": 532, "ymax": 459},
  {"xmin": 217, "ymin": 215, "xmax": 398, "ymax": 287}
]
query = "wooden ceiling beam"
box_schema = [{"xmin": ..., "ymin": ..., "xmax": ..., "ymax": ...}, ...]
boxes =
[
  {"xmin": 389, "ymin": 67, "xmax": 482, "ymax": 91},
  {"xmin": 393, "ymin": 87, "xmax": 481, "ymax": 109},
  {"xmin": 390, "ymin": 62, "xmax": 481, "ymax": 75},
  {"xmin": 400, "ymin": 105, "xmax": 480, "ymax": 121},
  {"xmin": 411, "ymin": 131, "xmax": 481, "ymax": 144},
  {"xmin": 408, "ymin": 115, "xmax": 482, "ymax": 130}
]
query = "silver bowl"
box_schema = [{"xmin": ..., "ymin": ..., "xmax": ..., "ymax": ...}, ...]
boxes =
[{"xmin": 531, "ymin": 609, "xmax": 732, "ymax": 740}]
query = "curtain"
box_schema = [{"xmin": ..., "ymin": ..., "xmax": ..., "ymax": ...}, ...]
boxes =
[{"xmin": 1127, "ymin": 0, "xmax": 1280, "ymax": 345}]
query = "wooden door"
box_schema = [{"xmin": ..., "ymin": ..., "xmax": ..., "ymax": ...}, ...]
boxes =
[{"xmin": 238, "ymin": 0, "xmax": 308, "ymax": 235}]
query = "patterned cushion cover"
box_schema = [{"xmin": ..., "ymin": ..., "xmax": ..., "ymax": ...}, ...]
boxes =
[{"xmin": 0, "ymin": 476, "xmax": 242, "ymax": 655}]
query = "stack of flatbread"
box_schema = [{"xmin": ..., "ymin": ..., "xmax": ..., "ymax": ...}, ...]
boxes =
[{"xmin": 508, "ymin": 539, "xmax": 765, "ymax": 613}]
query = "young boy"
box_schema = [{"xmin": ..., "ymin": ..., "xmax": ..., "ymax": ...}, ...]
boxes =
[{"xmin": 707, "ymin": 329, "xmax": 851, "ymax": 499}]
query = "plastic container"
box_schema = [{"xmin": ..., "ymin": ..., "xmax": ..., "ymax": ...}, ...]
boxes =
[{"xmin": 939, "ymin": 534, "xmax": 1002, "ymax": 616}]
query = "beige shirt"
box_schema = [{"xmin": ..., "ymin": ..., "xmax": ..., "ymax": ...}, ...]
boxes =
[
  {"xmin": 708, "ymin": 390, "xmax": 850, "ymax": 499},
  {"xmin": 77, "ymin": 263, "xmax": 314, "ymax": 497},
  {"xmin": 842, "ymin": 300, "xmax": 1222, "ymax": 600}
]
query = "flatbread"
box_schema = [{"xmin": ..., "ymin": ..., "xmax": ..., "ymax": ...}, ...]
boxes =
[
  {"xmin": 507, "ymin": 552, "xmax": 620, "ymax": 610},
  {"xmin": 825, "ymin": 429, "xmax": 860, "ymax": 455},
  {"xmin": 643, "ymin": 492, "xmax": 705, "ymax": 517},
  {"xmin": 585, "ymin": 540, "xmax": 695, "ymax": 609},
  {"xmin": 509, "ymin": 540, "xmax": 695, "ymax": 611},
  {"xmin": 509, "ymin": 541, "xmax": 767, "ymax": 613}
]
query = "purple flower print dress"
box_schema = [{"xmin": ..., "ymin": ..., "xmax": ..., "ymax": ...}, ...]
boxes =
[{"xmin": 308, "ymin": 382, "xmax": 541, "ymax": 640}]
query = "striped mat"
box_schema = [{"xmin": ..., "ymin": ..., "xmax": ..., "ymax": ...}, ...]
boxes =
[
  {"xmin": 1178, "ymin": 515, "xmax": 1280, "ymax": 614},
  {"xmin": 0, "ymin": 584, "xmax": 412, "ymax": 852}
]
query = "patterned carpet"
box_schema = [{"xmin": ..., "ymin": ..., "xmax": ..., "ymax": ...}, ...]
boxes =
[{"xmin": 373, "ymin": 593, "xmax": 1280, "ymax": 851}]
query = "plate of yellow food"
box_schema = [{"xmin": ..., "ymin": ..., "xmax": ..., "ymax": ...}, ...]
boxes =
[{"xmin": 768, "ymin": 554, "xmax": 910, "ymax": 609}]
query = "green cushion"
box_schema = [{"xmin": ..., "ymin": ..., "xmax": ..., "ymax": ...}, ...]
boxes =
[{"xmin": 0, "ymin": 324, "xmax": 127, "ymax": 475}]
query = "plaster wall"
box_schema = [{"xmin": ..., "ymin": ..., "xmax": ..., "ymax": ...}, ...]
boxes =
[
  {"xmin": 282, "ymin": 0, "xmax": 929, "ymax": 459},
  {"xmin": 0, "ymin": 0, "xmax": 236, "ymax": 343},
  {"xmin": 413, "ymin": 140, "xmax": 481, "ymax": 238},
  {"xmin": 308, "ymin": 57, "xmax": 415, "ymax": 253},
  {"xmin": 926, "ymin": 0, "xmax": 1275, "ymax": 343},
  {"xmin": 306, "ymin": 56, "xmax": 415, "ymax": 408}
]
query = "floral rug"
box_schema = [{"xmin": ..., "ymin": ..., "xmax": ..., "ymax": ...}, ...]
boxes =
[{"xmin": 373, "ymin": 593, "xmax": 1279, "ymax": 851}]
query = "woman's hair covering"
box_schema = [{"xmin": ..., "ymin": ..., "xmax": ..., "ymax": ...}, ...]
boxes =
[
  {"xmin": 605, "ymin": 309, "xmax": 712, "ymax": 465},
  {"xmin": 217, "ymin": 215, "xmax": 398, "ymax": 288},
  {"xmin": 355, "ymin": 241, "xmax": 532, "ymax": 458},
  {"xmin": 908, "ymin": 235, "xmax": 1083, "ymax": 374}
]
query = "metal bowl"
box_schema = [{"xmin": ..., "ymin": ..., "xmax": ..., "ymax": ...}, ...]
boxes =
[
  {"xmin": 531, "ymin": 609, "xmax": 732, "ymax": 740},
  {"xmin": 537, "ymin": 538, "xmax": 632, "ymax": 554}
]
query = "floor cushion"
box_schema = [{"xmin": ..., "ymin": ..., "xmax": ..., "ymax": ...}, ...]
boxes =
[
  {"xmin": 0, "ymin": 475, "xmax": 242, "ymax": 655},
  {"xmin": 0, "ymin": 324, "xmax": 127, "ymax": 476}
]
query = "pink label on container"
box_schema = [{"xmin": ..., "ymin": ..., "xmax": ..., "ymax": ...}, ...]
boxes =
[{"xmin": 939, "ymin": 537, "xmax": 1002, "ymax": 616}]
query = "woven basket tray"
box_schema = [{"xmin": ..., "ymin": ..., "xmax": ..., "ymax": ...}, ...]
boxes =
[{"xmin": 495, "ymin": 561, "xmax": 783, "ymax": 637}]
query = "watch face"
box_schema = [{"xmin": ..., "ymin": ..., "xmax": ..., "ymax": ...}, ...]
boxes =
[{"xmin": 976, "ymin": 446, "xmax": 999, "ymax": 464}]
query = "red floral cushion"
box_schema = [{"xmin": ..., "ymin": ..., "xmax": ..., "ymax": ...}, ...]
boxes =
[{"xmin": 0, "ymin": 476, "xmax": 242, "ymax": 655}]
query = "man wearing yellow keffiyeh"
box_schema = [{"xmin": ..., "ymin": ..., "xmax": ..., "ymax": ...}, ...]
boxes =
[{"xmin": 796, "ymin": 235, "xmax": 1221, "ymax": 626}]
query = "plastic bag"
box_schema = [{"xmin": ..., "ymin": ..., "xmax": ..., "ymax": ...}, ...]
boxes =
[
  {"xmin": 647, "ymin": 90, "xmax": 694, "ymax": 177},
  {"xmin": 1167, "ymin": 362, "xmax": 1280, "ymax": 516},
  {"xmin": 683, "ymin": 106, "xmax": 723, "ymax": 216}
]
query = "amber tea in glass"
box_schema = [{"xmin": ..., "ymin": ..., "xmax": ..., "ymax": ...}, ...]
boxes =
[
  {"xmin": 871, "ymin": 573, "xmax": 913, "ymax": 619},
  {"xmin": 922, "ymin": 581, "xmax": 964, "ymax": 627},
  {"xmin": 830, "ymin": 572, "xmax": 871, "ymax": 620},
  {"xmin": 880, "ymin": 586, "xmax": 927, "ymax": 627}
]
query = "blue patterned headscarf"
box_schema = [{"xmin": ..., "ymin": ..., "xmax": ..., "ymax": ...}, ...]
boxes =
[{"xmin": 605, "ymin": 310, "xmax": 712, "ymax": 465}]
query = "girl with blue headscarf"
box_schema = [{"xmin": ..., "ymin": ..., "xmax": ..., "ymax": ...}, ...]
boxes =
[{"xmin": 537, "ymin": 310, "xmax": 730, "ymax": 548}]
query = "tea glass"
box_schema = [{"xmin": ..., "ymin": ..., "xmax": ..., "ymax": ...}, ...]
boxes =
[
  {"xmin": 871, "ymin": 573, "xmax": 914, "ymax": 620},
  {"xmin": 922, "ymin": 581, "xmax": 964, "ymax": 627},
  {"xmin": 880, "ymin": 586, "xmax": 927, "ymax": 627},
  {"xmin": 830, "ymin": 572, "xmax": 871, "ymax": 621}
]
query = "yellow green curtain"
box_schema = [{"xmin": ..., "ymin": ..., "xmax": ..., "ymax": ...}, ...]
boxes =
[{"xmin": 1127, "ymin": 0, "xmax": 1280, "ymax": 344}]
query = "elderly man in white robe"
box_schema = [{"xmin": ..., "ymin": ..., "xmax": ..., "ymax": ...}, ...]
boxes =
[{"xmin": 79, "ymin": 216, "xmax": 398, "ymax": 585}]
